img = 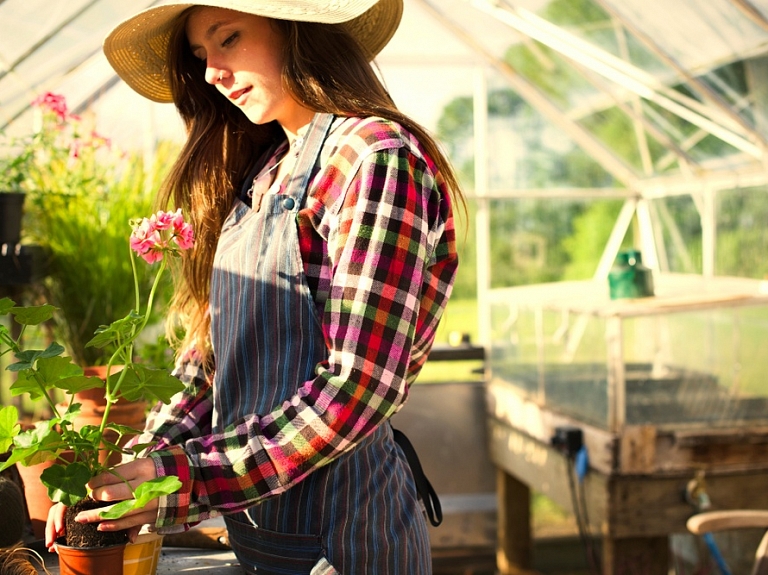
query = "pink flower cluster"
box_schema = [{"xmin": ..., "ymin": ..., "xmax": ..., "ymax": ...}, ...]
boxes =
[
  {"xmin": 30, "ymin": 92, "xmax": 112, "ymax": 161},
  {"xmin": 130, "ymin": 209, "xmax": 195, "ymax": 264},
  {"xmin": 31, "ymin": 92, "xmax": 70, "ymax": 122}
]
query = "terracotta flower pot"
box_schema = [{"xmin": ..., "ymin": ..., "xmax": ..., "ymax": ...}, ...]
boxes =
[
  {"xmin": 56, "ymin": 541, "xmax": 126, "ymax": 575},
  {"xmin": 124, "ymin": 532, "xmax": 164, "ymax": 575},
  {"xmin": 16, "ymin": 449, "xmax": 75, "ymax": 540},
  {"xmin": 15, "ymin": 459, "xmax": 54, "ymax": 540}
]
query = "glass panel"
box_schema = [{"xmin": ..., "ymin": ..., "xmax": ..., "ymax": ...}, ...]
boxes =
[
  {"xmin": 489, "ymin": 277, "xmax": 768, "ymax": 431},
  {"xmin": 489, "ymin": 298, "xmax": 611, "ymax": 428},
  {"xmin": 649, "ymin": 195, "xmax": 703, "ymax": 274},
  {"xmin": 0, "ymin": 0, "xmax": 156, "ymax": 132},
  {"xmin": 623, "ymin": 306, "xmax": 768, "ymax": 427},
  {"xmin": 715, "ymin": 186, "xmax": 768, "ymax": 279}
]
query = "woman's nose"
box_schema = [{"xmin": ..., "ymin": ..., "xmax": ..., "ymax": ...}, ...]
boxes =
[{"xmin": 205, "ymin": 67, "xmax": 225, "ymax": 85}]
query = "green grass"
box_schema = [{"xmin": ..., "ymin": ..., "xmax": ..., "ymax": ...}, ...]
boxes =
[{"xmin": 418, "ymin": 298, "xmax": 483, "ymax": 383}]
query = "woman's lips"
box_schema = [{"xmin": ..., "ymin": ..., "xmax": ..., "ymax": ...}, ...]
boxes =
[{"xmin": 229, "ymin": 86, "xmax": 252, "ymax": 104}]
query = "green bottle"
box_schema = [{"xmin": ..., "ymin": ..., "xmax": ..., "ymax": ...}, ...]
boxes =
[{"xmin": 608, "ymin": 249, "xmax": 654, "ymax": 299}]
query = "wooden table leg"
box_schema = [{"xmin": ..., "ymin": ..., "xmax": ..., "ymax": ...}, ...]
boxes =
[
  {"xmin": 496, "ymin": 468, "xmax": 533, "ymax": 575},
  {"xmin": 602, "ymin": 536, "xmax": 669, "ymax": 575}
]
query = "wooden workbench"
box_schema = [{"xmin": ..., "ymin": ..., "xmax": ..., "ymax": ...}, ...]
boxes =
[{"xmin": 485, "ymin": 274, "xmax": 768, "ymax": 575}]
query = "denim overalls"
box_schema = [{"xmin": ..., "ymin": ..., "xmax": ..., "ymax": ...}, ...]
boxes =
[{"xmin": 209, "ymin": 113, "xmax": 431, "ymax": 574}]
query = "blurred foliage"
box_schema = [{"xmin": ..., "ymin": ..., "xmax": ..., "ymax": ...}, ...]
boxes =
[{"xmin": 22, "ymin": 142, "xmax": 178, "ymax": 366}]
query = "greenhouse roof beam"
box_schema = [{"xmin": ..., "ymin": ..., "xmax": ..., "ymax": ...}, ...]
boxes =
[
  {"xmin": 572, "ymin": 59, "xmax": 699, "ymax": 174},
  {"xmin": 640, "ymin": 162, "xmax": 768, "ymax": 197},
  {"xmin": 0, "ymin": 0, "xmax": 101, "ymax": 82},
  {"xmin": 416, "ymin": 0, "xmax": 639, "ymax": 187},
  {"xmin": 730, "ymin": 0, "xmax": 768, "ymax": 31},
  {"xmin": 462, "ymin": 187, "xmax": 635, "ymax": 200},
  {"xmin": 612, "ymin": 19, "xmax": 654, "ymax": 176},
  {"xmin": 474, "ymin": 0, "xmax": 764, "ymax": 159},
  {"xmin": 593, "ymin": 0, "xmax": 768, "ymax": 151}
]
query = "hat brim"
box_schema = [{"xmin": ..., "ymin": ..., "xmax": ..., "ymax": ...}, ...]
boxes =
[{"xmin": 103, "ymin": 0, "xmax": 403, "ymax": 103}]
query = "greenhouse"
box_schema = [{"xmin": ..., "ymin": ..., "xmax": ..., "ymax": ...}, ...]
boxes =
[{"xmin": 2, "ymin": 0, "xmax": 768, "ymax": 574}]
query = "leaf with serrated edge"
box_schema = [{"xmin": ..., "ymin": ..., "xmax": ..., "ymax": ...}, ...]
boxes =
[
  {"xmin": 42, "ymin": 462, "xmax": 91, "ymax": 506},
  {"xmin": 8, "ymin": 342, "xmax": 66, "ymax": 371},
  {"xmin": 118, "ymin": 365, "xmax": 185, "ymax": 404},
  {"xmin": 10, "ymin": 304, "xmax": 56, "ymax": 326}
]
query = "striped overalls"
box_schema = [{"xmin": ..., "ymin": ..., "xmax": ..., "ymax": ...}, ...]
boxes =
[{"xmin": 209, "ymin": 114, "xmax": 432, "ymax": 574}]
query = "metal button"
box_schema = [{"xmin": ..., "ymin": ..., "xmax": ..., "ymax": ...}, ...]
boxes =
[{"xmin": 282, "ymin": 197, "xmax": 296, "ymax": 210}]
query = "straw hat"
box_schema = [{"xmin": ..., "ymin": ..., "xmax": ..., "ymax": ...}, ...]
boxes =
[{"xmin": 104, "ymin": 0, "xmax": 403, "ymax": 103}]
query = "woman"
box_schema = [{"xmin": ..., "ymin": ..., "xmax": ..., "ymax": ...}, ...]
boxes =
[{"xmin": 47, "ymin": 1, "xmax": 462, "ymax": 573}]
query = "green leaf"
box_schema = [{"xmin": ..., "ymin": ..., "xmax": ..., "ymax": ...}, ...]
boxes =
[
  {"xmin": 86, "ymin": 311, "xmax": 144, "ymax": 349},
  {"xmin": 119, "ymin": 365, "xmax": 185, "ymax": 404},
  {"xmin": 10, "ymin": 304, "xmax": 57, "ymax": 326},
  {"xmin": 20, "ymin": 445, "xmax": 61, "ymax": 467},
  {"xmin": 8, "ymin": 342, "xmax": 66, "ymax": 371},
  {"xmin": 42, "ymin": 462, "xmax": 91, "ymax": 506},
  {"xmin": 10, "ymin": 371, "xmax": 49, "ymax": 401},
  {"xmin": 98, "ymin": 476, "xmax": 182, "ymax": 520},
  {"xmin": 0, "ymin": 405, "xmax": 20, "ymax": 454},
  {"xmin": 0, "ymin": 446, "xmax": 37, "ymax": 472},
  {"xmin": 103, "ymin": 422, "xmax": 143, "ymax": 438},
  {"xmin": 9, "ymin": 356, "xmax": 102, "ymax": 399},
  {"xmin": 13, "ymin": 421, "xmax": 55, "ymax": 449},
  {"xmin": 129, "ymin": 442, "xmax": 156, "ymax": 455},
  {"xmin": 56, "ymin": 374, "xmax": 104, "ymax": 395},
  {"xmin": 12, "ymin": 422, "xmax": 65, "ymax": 465},
  {"xmin": 58, "ymin": 403, "xmax": 82, "ymax": 426},
  {"xmin": 0, "ymin": 297, "xmax": 15, "ymax": 316},
  {"xmin": 37, "ymin": 355, "xmax": 83, "ymax": 379}
]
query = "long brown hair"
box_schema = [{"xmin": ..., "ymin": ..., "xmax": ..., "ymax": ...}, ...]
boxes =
[{"xmin": 160, "ymin": 9, "xmax": 464, "ymax": 363}]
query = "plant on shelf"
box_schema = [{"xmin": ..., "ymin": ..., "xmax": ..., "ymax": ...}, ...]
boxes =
[
  {"xmin": 0, "ymin": 210, "xmax": 192, "ymax": 555},
  {"xmin": 1, "ymin": 92, "xmax": 177, "ymax": 368},
  {"xmin": 0, "ymin": 94, "xmax": 46, "ymax": 247}
]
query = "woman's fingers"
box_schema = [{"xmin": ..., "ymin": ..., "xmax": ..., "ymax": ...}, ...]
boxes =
[
  {"xmin": 45, "ymin": 503, "xmax": 67, "ymax": 550},
  {"xmin": 63, "ymin": 457, "xmax": 161, "ymax": 533},
  {"xmin": 127, "ymin": 525, "xmax": 143, "ymax": 544},
  {"xmin": 76, "ymin": 505, "xmax": 159, "ymax": 533},
  {"xmin": 89, "ymin": 457, "xmax": 158, "ymax": 501}
]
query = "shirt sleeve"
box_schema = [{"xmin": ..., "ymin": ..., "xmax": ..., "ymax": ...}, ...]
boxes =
[
  {"xmin": 149, "ymin": 143, "xmax": 455, "ymax": 528},
  {"xmin": 123, "ymin": 348, "xmax": 213, "ymax": 459}
]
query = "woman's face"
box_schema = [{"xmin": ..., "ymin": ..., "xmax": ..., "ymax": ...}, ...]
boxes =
[{"xmin": 185, "ymin": 7, "xmax": 312, "ymax": 131}]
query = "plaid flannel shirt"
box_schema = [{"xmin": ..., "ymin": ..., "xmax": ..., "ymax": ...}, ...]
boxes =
[{"xmin": 132, "ymin": 116, "xmax": 458, "ymax": 529}]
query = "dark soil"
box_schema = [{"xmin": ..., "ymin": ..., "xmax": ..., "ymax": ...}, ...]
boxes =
[{"xmin": 63, "ymin": 498, "xmax": 128, "ymax": 548}]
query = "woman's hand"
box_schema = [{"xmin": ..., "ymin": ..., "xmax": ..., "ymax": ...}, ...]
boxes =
[
  {"xmin": 45, "ymin": 502, "xmax": 67, "ymax": 551},
  {"xmin": 44, "ymin": 458, "xmax": 160, "ymax": 549}
]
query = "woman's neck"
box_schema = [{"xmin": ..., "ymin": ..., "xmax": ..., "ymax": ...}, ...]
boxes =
[{"xmin": 272, "ymin": 121, "xmax": 312, "ymax": 185}]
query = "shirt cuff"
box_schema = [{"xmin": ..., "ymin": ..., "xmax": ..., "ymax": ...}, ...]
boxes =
[{"xmin": 148, "ymin": 445, "xmax": 198, "ymax": 528}]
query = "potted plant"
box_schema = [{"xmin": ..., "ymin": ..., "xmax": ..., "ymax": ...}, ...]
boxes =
[
  {"xmin": 0, "ymin": 93, "xmax": 71, "ymax": 248},
  {"xmin": 0, "ymin": 93, "xmax": 178, "ymax": 538},
  {"xmin": 0, "ymin": 210, "xmax": 193, "ymax": 574}
]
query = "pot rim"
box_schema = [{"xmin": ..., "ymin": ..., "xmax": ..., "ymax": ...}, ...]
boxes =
[{"xmin": 55, "ymin": 538, "xmax": 128, "ymax": 552}]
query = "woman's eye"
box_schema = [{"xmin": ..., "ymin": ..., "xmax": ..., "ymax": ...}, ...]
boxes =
[{"xmin": 222, "ymin": 32, "xmax": 239, "ymax": 48}]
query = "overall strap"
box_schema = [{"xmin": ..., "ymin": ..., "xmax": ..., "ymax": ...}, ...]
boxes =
[
  {"xmin": 283, "ymin": 112, "xmax": 335, "ymax": 206},
  {"xmin": 393, "ymin": 428, "xmax": 443, "ymax": 527}
]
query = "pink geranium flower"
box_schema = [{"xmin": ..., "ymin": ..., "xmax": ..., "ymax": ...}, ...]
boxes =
[
  {"xmin": 174, "ymin": 224, "xmax": 195, "ymax": 250},
  {"xmin": 153, "ymin": 210, "xmax": 174, "ymax": 231},
  {"xmin": 31, "ymin": 92, "xmax": 69, "ymax": 121},
  {"xmin": 130, "ymin": 210, "xmax": 194, "ymax": 264}
]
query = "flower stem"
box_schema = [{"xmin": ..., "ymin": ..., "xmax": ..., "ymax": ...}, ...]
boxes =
[{"xmin": 98, "ymin": 255, "xmax": 166, "ymax": 438}]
